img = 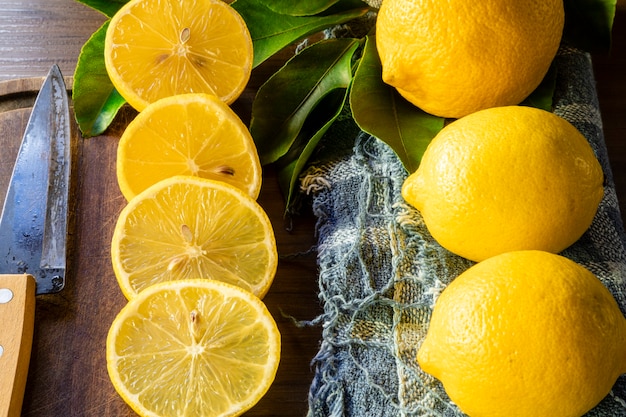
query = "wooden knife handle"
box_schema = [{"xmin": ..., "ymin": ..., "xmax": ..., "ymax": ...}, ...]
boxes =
[{"xmin": 0, "ymin": 274, "xmax": 36, "ymax": 417}]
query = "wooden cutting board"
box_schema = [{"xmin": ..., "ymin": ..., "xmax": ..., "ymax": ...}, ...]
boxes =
[{"xmin": 0, "ymin": 77, "xmax": 322, "ymax": 416}]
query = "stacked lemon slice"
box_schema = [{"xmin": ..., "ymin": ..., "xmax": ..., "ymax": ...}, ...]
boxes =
[
  {"xmin": 101, "ymin": 1, "xmax": 281, "ymax": 415},
  {"xmin": 104, "ymin": 0, "xmax": 252, "ymax": 111},
  {"xmin": 115, "ymin": 93, "xmax": 262, "ymax": 202},
  {"xmin": 111, "ymin": 174, "xmax": 277, "ymax": 300}
]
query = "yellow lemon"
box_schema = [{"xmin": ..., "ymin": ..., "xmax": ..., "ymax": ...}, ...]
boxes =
[
  {"xmin": 107, "ymin": 279, "xmax": 281, "ymax": 417},
  {"xmin": 376, "ymin": 0, "xmax": 564, "ymax": 118},
  {"xmin": 401, "ymin": 106, "xmax": 604, "ymax": 262},
  {"xmin": 116, "ymin": 93, "xmax": 262, "ymax": 202},
  {"xmin": 111, "ymin": 176, "xmax": 277, "ymax": 299},
  {"xmin": 104, "ymin": 0, "xmax": 253, "ymax": 111},
  {"xmin": 417, "ymin": 250, "xmax": 626, "ymax": 417}
]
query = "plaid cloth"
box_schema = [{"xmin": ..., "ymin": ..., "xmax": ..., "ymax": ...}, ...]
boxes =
[{"xmin": 302, "ymin": 45, "xmax": 626, "ymax": 416}]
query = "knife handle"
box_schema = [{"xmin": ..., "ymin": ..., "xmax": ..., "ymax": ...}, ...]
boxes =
[{"xmin": 0, "ymin": 274, "xmax": 36, "ymax": 417}]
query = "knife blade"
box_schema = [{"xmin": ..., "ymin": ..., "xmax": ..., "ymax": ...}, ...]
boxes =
[{"xmin": 0, "ymin": 65, "xmax": 71, "ymax": 417}]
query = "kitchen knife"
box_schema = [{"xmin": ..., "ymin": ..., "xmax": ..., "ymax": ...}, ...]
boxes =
[{"xmin": 0, "ymin": 65, "xmax": 71, "ymax": 417}]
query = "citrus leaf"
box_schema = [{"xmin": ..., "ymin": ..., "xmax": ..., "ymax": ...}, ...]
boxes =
[
  {"xmin": 276, "ymin": 89, "xmax": 350, "ymax": 212},
  {"xmin": 255, "ymin": 0, "xmax": 341, "ymax": 16},
  {"xmin": 250, "ymin": 38, "xmax": 361, "ymax": 165},
  {"xmin": 563, "ymin": 0, "xmax": 616, "ymax": 53},
  {"xmin": 73, "ymin": 21, "xmax": 126, "ymax": 137},
  {"xmin": 350, "ymin": 35, "xmax": 444, "ymax": 173},
  {"xmin": 73, "ymin": 0, "xmax": 128, "ymax": 17},
  {"xmin": 521, "ymin": 63, "xmax": 557, "ymax": 111},
  {"xmin": 231, "ymin": 0, "xmax": 369, "ymax": 67}
]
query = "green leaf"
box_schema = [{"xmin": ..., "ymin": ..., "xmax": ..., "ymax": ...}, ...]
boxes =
[
  {"xmin": 276, "ymin": 89, "xmax": 350, "ymax": 211},
  {"xmin": 232, "ymin": 0, "xmax": 369, "ymax": 67},
  {"xmin": 350, "ymin": 35, "xmax": 444, "ymax": 173},
  {"xmin": 72, "ymin": 21, "xmax": 127, "ymax": 137},
  {"xmin": 255, "ymin": 0, "xmax": 341, "ymax": 16},
  {"xmin": 521, "ymin": 63, "xmax": 557, "ymax": 111},
  {"xmin": 73, "ymin": 0, "xmax": 128, "ymax": 17},
  {"xmin": 563, "ymin": 0, "xmax": 616, "ymax": 52},
  {"xmin": 250, "ymin": 38, "xmax": 361, "ymax": 165}
]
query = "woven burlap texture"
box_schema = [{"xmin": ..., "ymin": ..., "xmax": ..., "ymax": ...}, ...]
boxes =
[{"xmin": 303, "ymin": 46, "xmax": 626, "ymax": 416}]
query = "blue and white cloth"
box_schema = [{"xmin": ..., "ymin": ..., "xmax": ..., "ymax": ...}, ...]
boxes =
[{"xmin": 303, "ymin": 45, "xmax": 626, "ymax": 416}]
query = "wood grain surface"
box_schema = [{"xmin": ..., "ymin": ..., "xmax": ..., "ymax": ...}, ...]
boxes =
[{"xmin": 1, "ymin": 1, "xmax": 625, "ymax": 416}]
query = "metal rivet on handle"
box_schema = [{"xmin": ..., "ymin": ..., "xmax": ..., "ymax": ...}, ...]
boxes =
[
  {"xmin": 0, "ymin": 288, "xmax": 13, "ymax": 304},
  {"xmin": 0, "ymin": 288, "xmax": 16, "ymax": 358},
  {"xmin": 0, "ymin": 288, "xmax": 15, "ymax": 358}
]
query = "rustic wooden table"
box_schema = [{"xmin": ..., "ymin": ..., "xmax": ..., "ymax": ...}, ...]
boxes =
[{"xmin": 0, "ymin": 1, "xmax": 625, "ymax": 416}]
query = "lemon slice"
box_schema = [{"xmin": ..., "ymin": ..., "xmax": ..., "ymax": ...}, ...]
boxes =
[
  {"xmin": 107, "ymin": 279, "xmax": 281, "ymax": 417},
  {"xmin": 104, "ymin": 0, "xmax": 253, "ymax": 111},
  {"xmin": 116, "ymin": 93, "xmax": 262, "ymax": 201},
  {"xmin": 111, "ymin": 176, "xmax": 277, "ymax": 299}
]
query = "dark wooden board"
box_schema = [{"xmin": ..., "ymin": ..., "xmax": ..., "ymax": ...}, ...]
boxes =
[{"xmin": 0, "ymin": 77, "xmax": 322, "ymax": 416}]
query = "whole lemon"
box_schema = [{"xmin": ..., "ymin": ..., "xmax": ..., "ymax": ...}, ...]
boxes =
[
  {"xmin": 376, "ymin": 0, "xmax": 564, "ymax": 118},
  {"xmin": 418, "ymin": 250, "xmax": 626, "ymax": 417},
  {"xmin": 401, "ymin": 106, "xmax": 604, "ymax": 262}
]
